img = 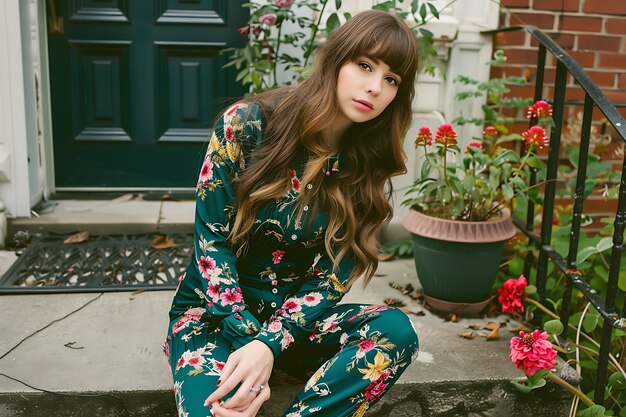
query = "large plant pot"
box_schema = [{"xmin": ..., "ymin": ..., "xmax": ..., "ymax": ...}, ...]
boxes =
[{"xmin": 402, "ymin": 208, "xmax": 517, "ymax": 315}]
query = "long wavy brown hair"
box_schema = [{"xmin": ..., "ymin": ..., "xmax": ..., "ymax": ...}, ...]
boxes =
[{"xmin": 229, "ymin": 10, "xmax": 419, "ymax": 288}]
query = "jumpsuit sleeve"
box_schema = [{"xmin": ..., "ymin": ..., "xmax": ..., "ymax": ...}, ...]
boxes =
[
  {"xmin": 192, "ymin": 102, "xmax": 263, "ymax": 350},
  {"xmin": 254, "ymin": 249, "xmax": 358, "ymax": 358}
]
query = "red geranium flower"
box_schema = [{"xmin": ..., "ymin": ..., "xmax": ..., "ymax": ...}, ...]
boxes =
[
  {"xmin": 483, "ymin": 125, "xmax": 498, "ymax": 139},
  {"xmin": 527, "ymin": 100, "xmax": 553, "ymax": 119},
  {"xmin": 497, "ymin": 275, "xmax": 527, "ymax": 314},
  {"xmin": 434, "ymin": 124, "xmax": 458, "ymax": 147},
  {"xmin": 237, "ymin": 26, "xmax": 250, "ymax": 36},
  {"xmin": 509, "ymin": 330, "xmax": 557, "ymax": 376},
  {"xmin": 259, "ymin": 13, "xmax": 277, "ymax": 26},
  {"xmin": 521, "ymin": 126, "xmax": 549, "ymax": 148},
  {"xmin": 415, "ymin": 126, "xmax": 433, "ymax": 147},
  {"xmin": 465, "ymin": 141, "xmax": 483, "ymax": 152}
]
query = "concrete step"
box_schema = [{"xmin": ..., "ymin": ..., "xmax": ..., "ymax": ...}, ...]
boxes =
[
  {"xmin": 8, "ymin": 199, "xmax": 195, "ymax": 238},
  {"xmin": 0, "ymin": 380, "xmax": 571, "ymax": 417},
  {"xmin": 0, "ymin": 259, "xmax": 573, "ymax": 416}
]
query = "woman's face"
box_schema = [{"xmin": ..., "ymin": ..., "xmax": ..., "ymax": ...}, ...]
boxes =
[{"xmin": 335, "ymin": 56, "xmax": 401, "ymax": 127}]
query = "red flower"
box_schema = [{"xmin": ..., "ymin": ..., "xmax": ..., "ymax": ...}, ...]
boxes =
[
  {"xmin": 251, "ymin": 25, "xmax": 262, "ymax": 36},
  {"xmin": 259, "ymin": 13, "xmax": 277, "ymax": 26},
  {"xmin": 465, "ymin": 141, "xmax": 483, "ymax": 152},
  {"xmin": 220, "ymin": 287, "xmax": 243, "ymax": 305},
  {"xmin": 527, "ymin": 100, "xmax": 553, "ymax": 119},
  {"xmin": 415, "ymin": 126, "xmax": 433, "ymax": 147},
  {"xmin": 358, "ymin": 339, "xmax": 375, "ymax": 352},
  {"xmin": 272, "ymin": 249, "xmax": 285, "ymax": 264},
  {"xmin": 274, "ymin": 0, "xmax": 294, "ymax": 7},
  {"xmin": 224, "ymin": 124, "xmax": 234, "ymax": 142},
  {"xmin": 434, "ymin": 123, "xmax": 458, "ymax": 147},
  {"xmin": 521, "ymin": 125, "xmax": 549, "ymax": 148},
  {"xmin": 497, "ymin": 275, "xmax": 527, "ymax": 314},
  {"xmin": 364, "ymin": 369, "xmax": 393, "ymax": 401},
  {"xmin": 289, "ymin": 169, "xmax": 301, "ymax": 192},
  {"xmin": 199, "ymin": 159, "xmax": 214, "ymax": 183},
  {"xmin": 282, "ymin": 299, "xmax": 301, "ymax": 312},
  {"xmin": 237, "ymin": 26, "xmax": 250, "ymax": 36},
  {"xmin": 215, "ymin": 361, "xmax": 225, "ymax": 371},
  {"xmin": 509, "ymin": 330, "xmax": 557, "ymax": 376},
  {"xmin": 483, "ymin": 125, "xmax": 498, "ymax": 138},
  {"xmin": 198, "ymin": 256, "xmax": 216, "ymax": 279}
]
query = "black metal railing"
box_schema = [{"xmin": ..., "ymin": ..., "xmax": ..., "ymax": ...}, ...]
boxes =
[{"xmin": 484, "ymin": 25, "xmax": 626, "ymax": 404}]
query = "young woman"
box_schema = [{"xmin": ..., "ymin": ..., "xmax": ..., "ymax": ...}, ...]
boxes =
[{"xmin": 164, "ymin": 9, "xmax": 420, "ymax": 417}]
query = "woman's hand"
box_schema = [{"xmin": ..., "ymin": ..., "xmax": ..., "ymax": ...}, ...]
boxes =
[
  {"xmin": 207, "ymin": 340, "xmax": 274, "ymax": 414},
  {"xmin": 210, "ymin": 385, "xmax": 271, "ymax": 417}
]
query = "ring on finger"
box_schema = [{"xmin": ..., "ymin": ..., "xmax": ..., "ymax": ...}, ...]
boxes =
[{"xmin": 249, "ymin": 384, "xmax": 264, "ymax": 393}]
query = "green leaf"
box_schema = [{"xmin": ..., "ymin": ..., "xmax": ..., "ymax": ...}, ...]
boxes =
[
  {"xmin": 582, "ymin": 310, "xmax": 600, "ymax": 333},
  {"xmin": 335, "ymin": 0, "xmax": 342, "ymax": 8},
  {"xmin": 577, "ymin": 246, "xmax": 598, "ymax": 264},
  {"xmin": 577, "ymin": 405, "xmax": 607, "ymax": 417},
  {"xmin": 596, "ymin": 236, "xmax": 613, "ymax": 253},
  {"xmin": 608, "ymin": 372, "xmax": 626, "ymax": 390},
  {"xmin": 502, "ymin": 184, "xmax": 514, "ymax": 201},
  {"xmin": 543, "ymin": 319, "xmax": 564, "ymax": 335},
  {"xmin": 373, "ymin": 0, "xmax": 395, "ymax": 10},
  {"xmin": 419, "ymin": 2, "xmax": 427, "ymax": 22},
  {"xmin": 427, "ymin": 2, "xmax": 440, "ymax": 18},
  {"xmin": 326, "ymin": 12, "xmax": 340, "ymax": 32},
  {"xmin": 411, "ymin": 0, "xmax": 419, "ymax": 14},
  {"xmin": 510, "ymin": 378, "xmax": 533, "ymax": 393}
]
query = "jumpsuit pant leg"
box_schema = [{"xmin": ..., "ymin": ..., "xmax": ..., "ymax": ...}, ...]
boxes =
[
  {"xmin": 277, "ymin": 304, "xmax": 420, "ymax": 417},
  {"xmin": 165, "ymin": 321, "xmax": 233, "ymax": 417}
]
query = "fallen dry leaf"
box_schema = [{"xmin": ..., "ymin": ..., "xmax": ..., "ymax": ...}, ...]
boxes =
[
  {"xmin": 466, "ymin": 324, "xmax": 482, "ymax": 330},
  {"xmin": 384, "ymin": 297, "xmax": 406, "ymax": 307},
  {"xmin": 399, "ymin": 307, "xmax": 425, "ymax": 317},
  {"xmin": 388, "ymin": 281, "xmax": 404, "ymax": 291},
  {"xmin": 484, "ymin": 322, "xmax": 501, "ymax": 331},
  {"xmin": 151, "ymin": 235, "xmax": 178, "ymax": 249},
  {"xmin": 446, "ymin": 314, "xmax": 459, "ymax": 322},
  {"xmin": 460, "ymin": 331, "xmax": 475, "ymax": 339},
  {"xmin": 508, "ymin": 324, "xmax": 526, "ymax": 333},
  {"xmin": 408, "ymin": 291, "xmax": 423, "ymax": 300},
  {"xmin": 401, "ymin": 283, "xmax": 415, "ymax": 295},
  {"xmin": 64, "ymin": 231, "xmax": 89, "ymax": 244},
  {"xmin": 485, "ymin": 327, "xmax": 500, "ymax": 341}
]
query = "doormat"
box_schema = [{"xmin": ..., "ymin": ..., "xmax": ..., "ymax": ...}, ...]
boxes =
[{"xmin": 0, "ymin": 234, "xmax": 195, "ymax": 294}]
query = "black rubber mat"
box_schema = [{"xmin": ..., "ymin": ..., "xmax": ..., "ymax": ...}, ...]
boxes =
[{"xmin": 0, "ymin": 234, "xmax": 194, "ymax": 294}]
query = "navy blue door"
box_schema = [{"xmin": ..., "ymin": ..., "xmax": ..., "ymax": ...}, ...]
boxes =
[{"xmin": 48, "ymin": 1, "xmax": 248, "ymax": 187}]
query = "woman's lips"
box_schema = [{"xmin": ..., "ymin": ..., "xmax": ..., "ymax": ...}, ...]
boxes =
[{"xmin": 353, "ymin": 99, "xmax": 373, "ymax": 111}]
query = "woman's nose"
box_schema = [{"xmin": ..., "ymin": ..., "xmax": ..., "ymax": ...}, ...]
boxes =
[{"xmin": 366, "ymin": 79, "xmax": 382, "ymax": 95}]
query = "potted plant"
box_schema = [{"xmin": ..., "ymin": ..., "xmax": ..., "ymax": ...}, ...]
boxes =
[{"xmin": 402, "ymin": 100, "xmax": 554, "ymax": 314}]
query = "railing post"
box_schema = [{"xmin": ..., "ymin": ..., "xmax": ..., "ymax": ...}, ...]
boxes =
[
  {"xmin": 561, "ymin": 94, "xmax": 594, "ymax": 339},
  {"xmin": 595, "ymin": 151, "xmax": 626, "ymax": 403},
  {"xmin": 536, "ymin": 60, "xmax": 567, "ymax": 298}
]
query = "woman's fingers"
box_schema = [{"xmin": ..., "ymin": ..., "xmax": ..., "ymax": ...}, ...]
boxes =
[
  {"xmin": 245, "ymin": 384, "xmax": 271, "ymax": 416},
  {"xmin": 211, "ymin": 385, "xmax": 270, "ymax": 417},
  {"xmin": 206, "ymin": 366, "xmax": 244, "ymax": 404},
  {"xmin": 221, "ymin": 379, "xmax": 264, "ymax": 410}
]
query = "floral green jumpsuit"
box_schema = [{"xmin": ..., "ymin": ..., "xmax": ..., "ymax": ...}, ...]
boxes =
[{"xmin": 164, "ymin": 102, "xmax": 420, "ymax": 417}]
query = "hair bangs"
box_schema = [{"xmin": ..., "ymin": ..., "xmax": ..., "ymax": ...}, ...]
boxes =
[{"xmin": 352, "ymin": 23, "xmax": 418, "ymax": 82}]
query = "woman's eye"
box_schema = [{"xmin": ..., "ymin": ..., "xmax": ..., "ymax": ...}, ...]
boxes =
[
  {"xmin": 358, "ymin": 62, "xmax": 371, "ymax": 71},
  {"xmin": 385, "ymin": 77, "xmax": 398, "ymax": 85}
]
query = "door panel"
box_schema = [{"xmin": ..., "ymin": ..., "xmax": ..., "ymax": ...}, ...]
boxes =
[{"xmin": 48, "ymin": 0, "xmax": 247, "ymax": 187}]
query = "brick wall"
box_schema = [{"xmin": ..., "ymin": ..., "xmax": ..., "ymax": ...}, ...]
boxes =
[{"xmin": 493, "ymin": 0, "xmax": 626, "ymax": 230}]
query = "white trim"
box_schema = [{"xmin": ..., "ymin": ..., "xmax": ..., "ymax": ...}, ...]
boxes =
[
  {"xmin": 0, "ymin": 1, "xmax": 35, "ymax": 217},
  {"xmin": 37, "ymin": 0, "xmax": 55, "ymax": 199}
]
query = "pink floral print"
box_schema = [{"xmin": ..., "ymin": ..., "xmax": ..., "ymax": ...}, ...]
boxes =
[{"xmin": 272, "ymin": 249, "xmax": 285, "ymax": 264}]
